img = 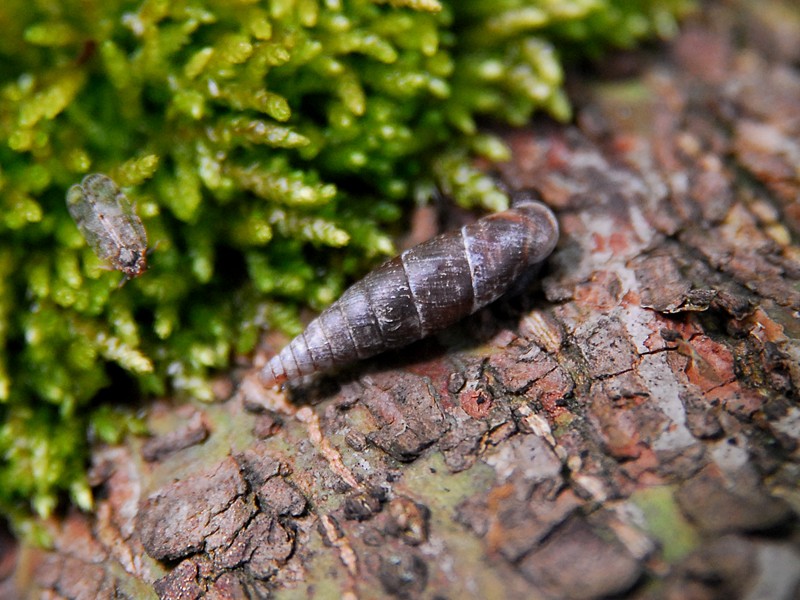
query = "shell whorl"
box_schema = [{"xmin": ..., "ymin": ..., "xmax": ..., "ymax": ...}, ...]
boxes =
[{"xmin": 262, "ymin": 199, "xmax": 558, "ymax": 386}]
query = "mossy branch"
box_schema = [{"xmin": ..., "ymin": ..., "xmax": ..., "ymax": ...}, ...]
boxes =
[{"xmin": 0, "ymin": 0, "xmax": 691, "ymax": 525}]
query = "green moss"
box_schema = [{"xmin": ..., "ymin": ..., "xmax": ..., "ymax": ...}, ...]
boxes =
[{"xmin": 0, "ymin": 0, "xmax": 691, "ymax": 525}]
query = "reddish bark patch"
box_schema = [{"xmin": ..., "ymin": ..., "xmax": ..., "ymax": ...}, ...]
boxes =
[
  {"xmin": 578, "ymin": 317, "xmax": 639, "ymax": 379},
  {"xmin": 36, "ymin": 554, "xmax": 117, "ymax": 600},
  {"xmin": 518, "ymin": 516, "xmax": 642, "ymax": 599},
  {"xmin": 484, "ymin": 482, "xmax": 582, "ymax": 562},
  {"xmin": 459, "ymin": 386, "xmax": 493, "ymax": 419},
  {"xmin": 357, "ymin": 372, "xmax": 449, "ymax": 462},
  {"xmin": 676, "ymin": 465, "xmax": 792, "ymax": 534},
  {"xmin": 153, "ymin": 559, "xmax": 203, "ymax": 600},
  {"xmin": 682, "ymin": 335, "xmax": 736, "ymax": 392},
  {"xmin": 137, "ymin": 457, "xmax": 255, "ymax": 561}
]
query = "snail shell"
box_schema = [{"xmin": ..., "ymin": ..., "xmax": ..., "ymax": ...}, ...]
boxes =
[
  {"xmin": 262, "ymin": 198, "xmax": 558, "ymax": 386},
  {"xmin": 66, "ymin": 174, "xmax": 149, "ymax": 280}
]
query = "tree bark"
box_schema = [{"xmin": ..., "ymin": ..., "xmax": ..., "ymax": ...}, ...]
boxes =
[{"xmin": 5, "ymin": 1, "xmax": 800, "ymax": 598}]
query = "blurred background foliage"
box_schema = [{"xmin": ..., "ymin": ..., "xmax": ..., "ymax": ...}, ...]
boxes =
[{"xmin": 0, "ymin": 0, "xmax": 690, "ymax": 531}]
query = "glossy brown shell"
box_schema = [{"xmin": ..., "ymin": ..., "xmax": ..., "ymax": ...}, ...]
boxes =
[{"xmin": 262, "ymin": 200, "xmax": 559, "ymax": 386}]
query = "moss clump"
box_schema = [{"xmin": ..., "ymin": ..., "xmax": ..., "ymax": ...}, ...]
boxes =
[{"xmin": 0, "ymin": 0, "xmax": 690, "ymax": 524}]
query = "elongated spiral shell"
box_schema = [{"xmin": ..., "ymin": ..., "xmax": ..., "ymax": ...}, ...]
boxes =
[{"xmin": 262, "ymin": 199, "xmax": 559, "ymax": 386}]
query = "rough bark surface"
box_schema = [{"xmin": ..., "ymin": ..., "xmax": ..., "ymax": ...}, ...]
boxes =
[{"xmin": 3, "ymin": 1, "xmax": 800, "ymax": 598}]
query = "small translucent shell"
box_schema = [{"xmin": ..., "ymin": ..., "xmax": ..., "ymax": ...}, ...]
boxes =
[{"xmin": 66, "ymin": 174, "xmax": 149, "ymax": 280}]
